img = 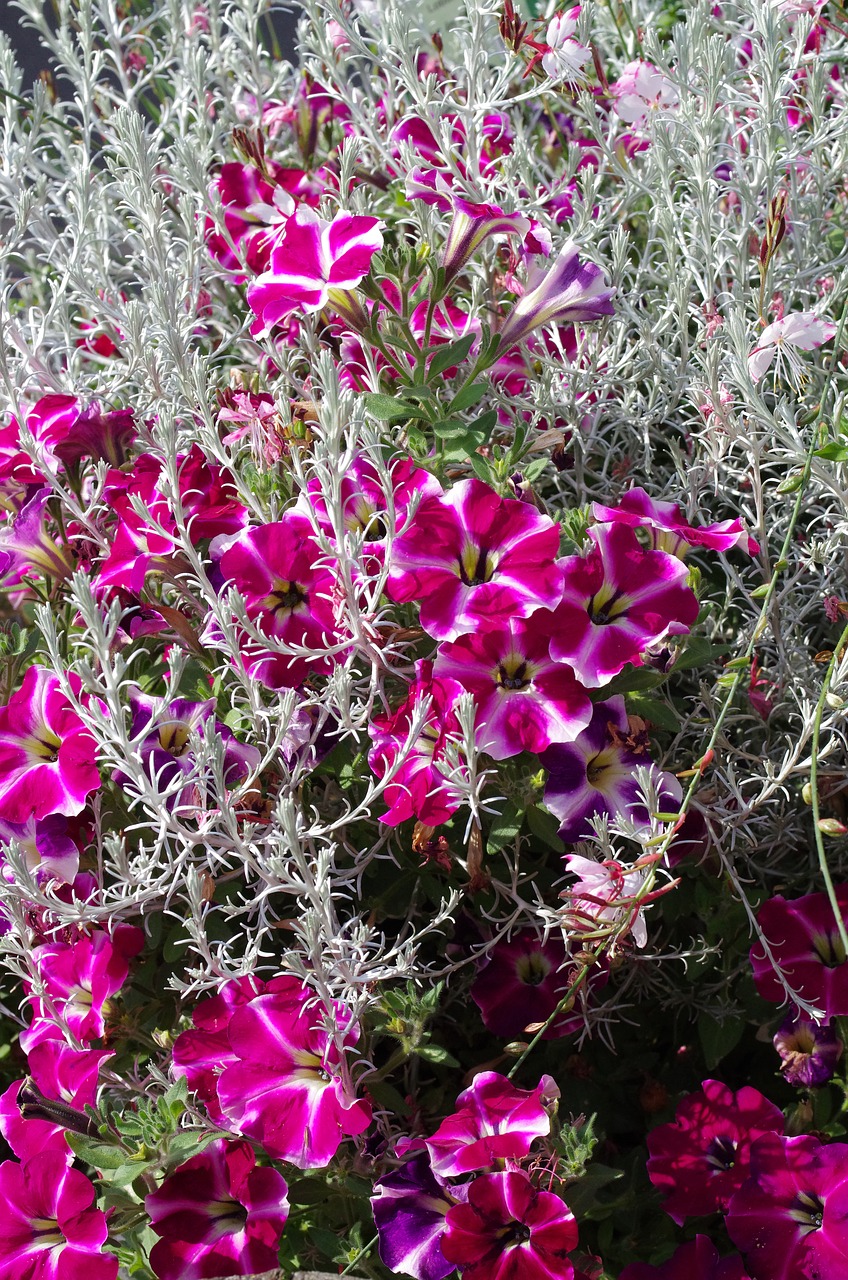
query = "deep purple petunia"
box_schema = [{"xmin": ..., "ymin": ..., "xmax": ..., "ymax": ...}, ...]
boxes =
[
  {"xmin": 441, "ymin": 1170, "xmax": 578, "ymax": 1280},
  {"xmin": 750, "ymin": 888, "xmax": 848, "ymax": 1016},
  {"xmin": 470, "ymin": 929, "xmax": 605, "ymax": 1039},
  {"xmin": 646, "ymin": 1079, "xmax": 784, "ymax": 1224},
  {"xmin": 496, "ymin": 239, "xmax": 615, "ymax": 350},
  {"xmin": 371, "ymin": 1151, "xmax": 455, "ymax": 1280},
  {"xmin": 726, "ymin": 1133, "xmax": 848, "ymax": 1280},
  {"xmin": 619, "ymin": 1236, "xmax": 750, "ymax": 1280},
  {"xmin": 773, "ymin": 1010, "xmax": 843, "ymax": 1087}
]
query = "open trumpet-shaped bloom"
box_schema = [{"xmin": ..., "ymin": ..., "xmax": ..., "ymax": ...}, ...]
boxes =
[
  {"xmin": 470, "ymin": 930, "xmax": 604, "ymax": 1040},
  {"xmin": 0, "ymin": 666, "xmax": 100, "ymax": 823},
  {"xmin": 750, "ymin": 888, "xmax": 848, "ymax": 1016},
  {"xmin": 441, "ymin": 1171, "xmax": 578, "ymax": 1280},
  {"xmin": 0, "ymin": 1036, "xmax": 112, "ymax": 1163},
  {"xmin": 387, "ymin": 479, "xmax": 562, "ymax": 642},
  {"xmin": 592, "ymin": 488, "xmax": 759, "ymax": 557},
  {"xmin": 549, "ymin": 524, "xmax": 699, "ymax": 688},
  {"xmin": 497, "ymin": 240, "xmax": 615, "ymax": 351},
  {"xmin": 0, "ymin": 1152, "xmax": 117, "ymax": 1280},
  {"xmin": 146, "ymin": 1139, "xmax": 289, "ymax": 1280},
  {"xmin": 371, "ymin": 1151, "xmax": 456, "ymax": 1280},
  {"xmin": 434, "ymin": 616, "xmax": 592, "ymax": 760},
  {"xmin": 216, "ymin": 976, "xmax": 372, "ymax": 1168},
  {"xmin": 27, "ymin": 925, "xmax": 144, "ymax": 1045},
  {"xmin": 172, "ymin": 976, "xmax": 267, "ymax": 1123},
  {"xmin": 425, "ymin": 1071, "xmax": 557, "ymax": 1179}
]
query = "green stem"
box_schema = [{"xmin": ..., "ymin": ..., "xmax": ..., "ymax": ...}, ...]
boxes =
[
  {"xmin": 340, "ymin": 1232, "xmax": 379, "ymax": 1277},
  {"xmin": 809, "ymin": 620, "xmax": 848, "ymax": 958}
]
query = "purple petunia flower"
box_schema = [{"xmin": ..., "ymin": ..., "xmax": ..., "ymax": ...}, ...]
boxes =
[
  {"xmin": 646, "ymin": 1079, "xmax": 784, "ymax": 1224},
  {"xmin": 726, "ymin": 1133, "xmax": 848, "ymax": 1279},
  {"xmin": 750, "ymin": 887, "xmax": 848, "ymax": 1016},
  {"xmin": 497, "ymin": 240, "xmax": 615, "ymax": 351},
  {"xmin": 371, "ymin": 1150, "xmax": 455, "ymax": 1280},
  {"xmin": 441, "ymin": 1170, "xmax": 578, "ymax": 1280},
  {"xmin": 773, "ymin": 1010, "xmax": 843, "ymax": 1087}
]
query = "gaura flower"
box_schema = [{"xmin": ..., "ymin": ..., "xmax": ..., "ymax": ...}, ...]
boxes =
[
  {"xmin": 538, "ymin": 9, "xmax": 591, "ymax": 83},
  {"xmin": 611, "ymin": 59, "xmax": 679, "ymax": 125},
  {"xmin": 0, "ymin": 1151, "xmax": 118, "ymax": 1280},
  {"xmin": 247, "ymin": 206, "xmax": 384, "ymax": 332},
  {"xmin": 646, "ymin": 1079, "xmax": 784, "ymax": 1224},
  {"xmin": 0, "ymin": 666, "xmax": 100, "ymax": 823},
  {"xmin": 750, "ymin": 888, "xmax": 848, "ymax": 1016},
  {"xmin": 27, "ymin": 925, "xmax": 144, "ymax": 1045},
  {"xmin": 725, "ymin": 1133, "xmax": 848, "ymax": 1280},
  {"xmin": 205, "ymin": 160, "xmax": 306, "ymax": 277},
  {"xmin": 592, "ymin": 487, "xmax": 759, "ymax": 557},
  {"xmin": 425, "ymin": 1071, "xmax": 557, "ymax": 1179},
  {"xmin": 470, "ymin": 929, "xmax": 605, "ymax": 1040},
  {"xmin": 541, "ymin": 698, "xmax": 682, "ymax": 843},
  {"xmin": 620, "ymin": 1237, "xmax": 750, "ymax": 1280},
  {"xmin": 216, "ymin": 976, "xmax": 372, "ymax": 1168},
  {"xmin": 433, "ymin": 616, "xmax": 592, "ymax": 760},
  {"xmin": 773, "ymin": 1010, "xmax": 843, "ymax": 1087},
  {"xmin": 371, "ymin": 1150, "xmax": 455, "ymax": 1280},
  {"xmin": 497, "ymin": 240, "xmax": 615, "ymax": 351},
  {"xmin": 146, "ymin": 1138, "xmax": 289, "ymax": 1280},
  {"xmin": 387, "ymin": 479, "xmax": 562, "ymax": 642},
  {"xmin": 367, "ymin": 660, "xmax": 467, "ymax": 827},
  {"xmin": 563, "ymin": 852, "xmax": 652, "ymax": 948},
  {"xmin": 747, "ymin": 312, "xmax": 836, "ymax": 385},
  {"xmin": 441, "ymin": 1171, "xmax": 578, "ymax": 1280},
  {"xmin": 549, "ymin": 524, "xmax": 699, "ymax": 688}
]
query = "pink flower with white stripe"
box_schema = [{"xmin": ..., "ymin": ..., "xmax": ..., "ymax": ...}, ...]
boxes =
[
  {"xmin": 247, "ymin": 206, "xmax": 384, "ymax": 332},
  {"xmin": 425, "ymin": 1071, "xmax": 558, "ymax": 1179},
  {"xmin": 592, "ymin": 487, "xmax": 760, "ymax": 557},
  {"xmin": 26, "ymin": 925, "xmax": 144, "ymax": 1045},
  {"xmin": 549, "ymin": 524, "xmax": 699, "ymax": 687},
  {"xmin": 387, "ymin": 479, "xmax": 563, "ymax": 642},
  {"xmin": 0, "ymin": 1037, "xmax": 112, "ymax": 1164},
  {"xmin": 216, "ymin": 976, "xmax": 372, "ymax": 1169},
  {"xmin": 433, "ymin": 617, "xmax": 591, "ymax": 760},
  {"xmin": 0, "ymin": 666, "xmax": 100, "ymax": 823},
  {"xmin": 0, "ymin": 1152, "xmax": 117, "ymax": 1280}
]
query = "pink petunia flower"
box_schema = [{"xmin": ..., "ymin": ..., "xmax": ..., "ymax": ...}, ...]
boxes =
[
  {"xmin": 549, "ymin": 523, "xmax": 699, "ymax": 688},
  {"xmin": 176, "ymin": 445, "xmax": 248, "ymax": 542},
  {"xmin": 747, "ymin": 312, "xmax": 836, "ymax": 385},
  {"xmin": 247, "ymin": 206, "xmax": 384, "ymax": 332},
  {"xmin": 0, "ymin": 1037, "xmax": 112, "ymax": 1164},
  {"xmin": 0, "ymin": 666, "xmax": 100, "ymax": 823},
  {"xmin": 620, "ymin": 1236, "xmax": 750, "ymax": 1280},
  {"xmin": 592, "ymin": 487, "xmax": 759, "ymax": 557},
  {"xmin": 96, "ymin": 457, "xmax": 178, "ymax": 594},
  {"xmin": 216, "ymin": 976, "xmax": 372, "ymax": 1168},
  {"xmin": 26, "ymin": 925, "xmax": 144, "ymax": 1045},
  {"xmin": 433, "ymin": 616, "xmax": 592, "ymax": 760},
  {"xmin": 205, "ymin": 160, "xmax": 306, "ymax": 277},
  {"xmin": 441, "ymin": 1170, "xmax": 578, "ymax": 1280},
  {"xmin": 0, "ymin": 1151, "xmax": 118, "ymax": 1280},
  {"xmin": 424, "ymin": 1071, "xmax": 557, "ymax": 1179},
  {"xmin": 611, "ymin": 60, "xmax": 679, "ymax": 125},
  {"xmin": 172, "ymin": 975, "xmax": 267, "ymax": 1123},
  {"xmin": 470, "ymin": 930, "xmax": 606, "ymax": 1040},
  {"xmin": 146, "ymin": 1138, "xmax": 289, "ymax": 1280},
  {"xmin": 367, "ymin": 660, "xmax": 467, "ymax": 827},
  {"xmin": 646, "ymin": 1079, "xmax": 784, "ymax": 1224},
  {"xmin": 387, "ymin": 479, "xmax": 563, "ymax": 642},
  {"xmin": 750, "ymin": 888, "xmax": 848, "ymax": 1016},
  {"xmin": 726, "ymin": 1133, "xmax": 848, "ymax": 1280}
]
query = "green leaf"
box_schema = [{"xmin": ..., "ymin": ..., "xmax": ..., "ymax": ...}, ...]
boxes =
[
  {"xmin": 468, "ymin": 453, "xmax": 495, "ymax": 484},
  {"xmin": 66, "ymin": 1135, "xmax": 130, "ymax": 1170},
  {"xmin": 487, "ymin": 801, "xmax": 523, "ymax": 854},
  {"xmin": 525, "ymin": 805, "xmax": 563, "ymax": 850},
  {"xmin": 432, "ymin": 418, "xmax": 469, "ymax": 439},
  {"xmin": 561, "ymin": 1164, "xmax": 625, "ymax": 1219},
  {"xmin": 625, "ymin": 692, "xmax": 680, "ymax": 732},
  {"xmin": 601, "ymin": 666, "xmax": 666, "ymax": 696},
  {"xmin": 813, "ymin": 441, "xmax": 848, "ymax": 462},
  {"xmin": 522, "ymin": 457, "xmax": 548, "ymax": 483},
  {"xmin": 697, "ymin": 1011, "xmax": 745, "ymax": 1069},
  {"xmin": 468, "ymin": 409, "xmax": 498, "ymax": 438},
  {"xmin": 289, "ymin": 1178, "xmax": 331, "ymax": 1205},
  {"xmin": 449, "ymin": 381, "xmax": 487, "ymax": 413},
  {"xmin": 308, "ymin": 1227, "xmax": 347, "ymax": 1263},
  {"xmin": 416, "ymin": 1042, "xmax": 460, "ymax": 1067},
  {"xmin": 427, "ymin": 332, "xmax": 475, "ymax": 376},
  {"xmin": 361, "ymin": 392, "xmax": 429, "ymax": 421},
  {"xmin": 674, "ymin": 637, "xmax": 729, "ymax": 671}
]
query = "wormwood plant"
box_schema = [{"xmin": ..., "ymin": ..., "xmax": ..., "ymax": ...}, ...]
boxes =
[{"xmin": 0, "ymin": 0, "xmax": 846, "ymax": 1277}]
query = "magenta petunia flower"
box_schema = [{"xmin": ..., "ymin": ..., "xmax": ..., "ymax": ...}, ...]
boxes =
[
  {"xmin": 440, "ymin": 197, "xmax": 531, "ymax": 284},
  {"xmin": 146, "ymin": 1138, "xmax": 289, "ymax": 1280},
  {"xmin": 212, "ymin": 514, "xmax": 341, "ymax": 688},
  {"xmin": 216, "ymin": 976, "xmax": 372, "ymax": 1168},
  {"xmin": 646, "ymin": 1079, "xmax": 784, "ymax": 1224},
  {"xmin": 176, "ymin": 444, "xmax": 248, "ymax": 542},
  {"xmin": 425, "ymin": 1071, "xmax": 557, "ymax": 1179},
  {"xmin": 549, "ymin": 524, "xmax": 699, "ymax": 688},
  {"xmin": 750, "ymin": 887, "xmax": 848, "ymax": 1016},
  {"xmin": 620, "ymin": 1236, "xmax": 750, "ymax": 1280},
  {"xmin": 0, "ymin": 666, "xmax": 100, "ymax": 823},
  {"xmin": 441, "ymin": 1170, "xmax": 578, "ymax": 1280},
  {"xmin": 433, "ymin": 616, "xmax": 592, "ymax": 761},
  {"xmin": 367, "ymin": 660, "xmax": 467, "ymax": 827},
  {"xmin": 387, "ymin": 479, "xmax": 563, "ymax": 642},
  {"xmin": 541, "ymin": 697, "xmax": 682, "ymax": 843},
  {"xmin": 0, "ymin": 1151, "xmax": 118, "ymax": 1280},
  {"xmin": 0, "ymin": 814, "xmax": 80, "ymax": 883},
  {"xmin": 96, "ymin": 457, "xmax": 177, "ymax": 594},
  {"xmin": 247, "ymin": 206, "xmax": 384, "ymax": 331},
  {"xmin": 470, "ymin": 930, "xmax": 604, "ymax": 1040},
  {"xmin": 205, "ymin": 160, "xmax": 309, "ymax": 277},
  {"xmin": 592, "ymin": 487, "xmax": 759, "ymax": 557},
  {"xmin": 27, "ymin": 924, "xmax": 144, "ymax": 1045},
  {"xmin": 496, "ymin": 240, "xmax": 615, "ymax": 351},
  {"xmin": 172, "ymin": 975, "xmax": 267, "ymax": 1123},
  {"xmin": 371, "ymin": 1150, "xmax": 455, "ymax": 1280},
  {"xmin": 0, "ymin": 1036, "xmax": 111, "ymax": 1163},
  {"xmin": 773, "ymin": 1010, "xmax": 843, "ymax": 1087},
  {"xmin": 726, "ymin": 1133, "xmax": 848, "ymax": 1280}
]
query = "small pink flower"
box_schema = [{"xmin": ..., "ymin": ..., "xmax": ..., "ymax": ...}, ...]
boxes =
[
  {"xmin": 747, "ymin": 312, "xmax": 836, "ymax": 384},
  {"xmin": 0, "ymin": 1152, "xmax": 118, "ymax": 1280},
  {"xmin": 425, "ymin": 1071, "xmax": 557, "ymax": 1179},
  {"xmin": 216, "ymin": 976, "xmax": 372, "ymax": 1169},
  {"xmin": 0, "ymin": 667, "xmax": 100, "ymax": 823},
  {"xmin": 592, "ymin": 487, "xmax": 759, "ymax": 557},
  {"xmin": 247, "ymin": 206, "xmax": 384, "ymax": 331},
  {"xmin": 564, "ymin": 853, "xmax": 652, "ymax": 948},
  {"xmin": 387, "ymin": 479, "xmax": 563, "ymax": 642},
  {"xmin": 612, "ymin": 60, "xmax": 679, "ymax": 125},
  {"xmin": 146, "ymin": 1138, "xmax": 289, "ymax": 1280},
  {"xmin": 441, "ymin": 1170, "xmax": 578, "ymax": 1280}
]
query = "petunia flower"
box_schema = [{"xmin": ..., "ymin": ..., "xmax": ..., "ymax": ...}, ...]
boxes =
[
  {"xmin": 387, "ymin": 479, "xmax": 563, "ymax": 642},
  {"xmin": 216, "ymin": 976, "xmax": 372, "ymax": 1168},
  {"xmin": 750, "ymin": 887, "xmax": 848, "ymax": 1016},
  {"xmin": 620, "ymin": 1236, "xmax": 750, "ymax": 1280},
  {"xmin": 424, "ymin": 1071, "xmax": 557, "ymax": 1179},
  {"xmin": 0, "ymin": 814, "xmax": 80, "ymax": 883},
  {"xmin": 0, "ymin": 1151, "xmax": 118, "ymax": 1280},
  {"xmin": 146, "ymin": 1138, "xmax": 289, "ymax": 1280},
  {"xmin": 773, "ymin": 1010, "xmax": 843, "ymax": 1087},
  {"xmin": 441, "ymin": 1170, "xmax": 578, "ymax": 1280},
  {"xmin": 0, "ymin": 486, "xmax": 74, "ymax": 586},
  {"xmin": 646, "ymin": 1079, "xmax": 784, "ymax": 1224},
  {"xmin": 726, "ymin": 1133, "xmax": 848, "ymax": 1280},
  {"xmin": 171, "ymin": 975, "xmax": 267, "ymax": 1123},
  {"xmin": 0, "ymin": 1036, "xmax": 111, "ymax": 1164},
  {"xmin": 26, "ymin": 925, "xmax": 144, "ymax": 1045},
  {"xmin": 470, "ymin": 929, "xmax": 606, "ymax": 1039},
  {"xmin": 0, "ymin": 666, "xmax": 100, "ymax": 823},
  {"xmin": 549, "ymin": 523, "xmax": 699, "ymax": 688},
  {"xmin": 747, "ymin": 312, "xmax": 836, "ymax": 386},
  {"xmin": 497, "ymin": 240, "xmax": 615, "ymax": 351},
  {"xmin": 592, "ymin": 487, "xmax": 759, "ymax": 557},
  {"xmin": 371, "ymin": 1150, "xmax": 455, "ymax": 1280}
]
